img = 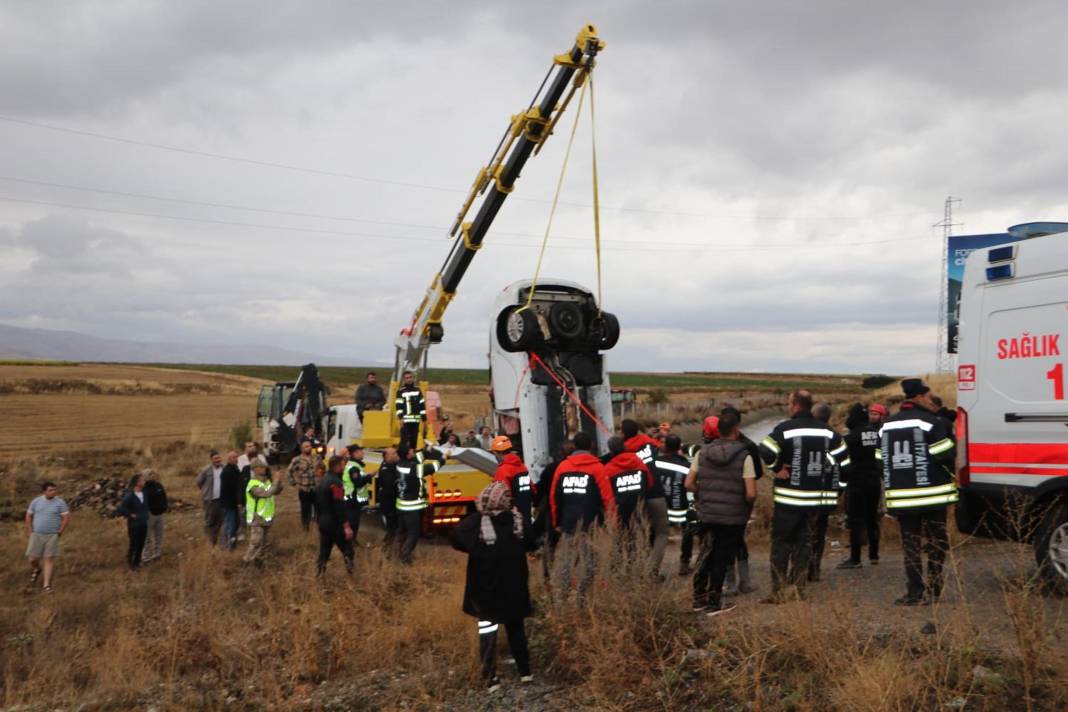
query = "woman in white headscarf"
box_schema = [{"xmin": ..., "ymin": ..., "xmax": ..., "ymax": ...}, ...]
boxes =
[{"xmin": 450, "ymin": 481, "xmax": 533, "ymax": 692}]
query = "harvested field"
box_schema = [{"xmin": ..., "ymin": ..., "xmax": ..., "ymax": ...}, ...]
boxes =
[{"xmin": 0, "ymin": 364, "xmax": 264, "ymax": 458}]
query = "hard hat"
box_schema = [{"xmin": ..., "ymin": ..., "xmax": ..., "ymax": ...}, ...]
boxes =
[
  {"xmin": 489, "ymin": 435, "xmax": 513, "ymax": 453},
  {"xmin": 702, "ymin": 416, "xmax": 721, "ymax": 440}
]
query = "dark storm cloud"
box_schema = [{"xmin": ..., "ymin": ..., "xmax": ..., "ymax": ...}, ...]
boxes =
[{"xmin": 0, "ymin": 1, "xmax": 1064, "ymax": 372}]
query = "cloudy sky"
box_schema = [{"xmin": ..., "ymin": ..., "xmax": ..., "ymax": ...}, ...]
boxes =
[{"xmin": 1, "ymin": 1, "xmax": 1065, "ymax": 374}]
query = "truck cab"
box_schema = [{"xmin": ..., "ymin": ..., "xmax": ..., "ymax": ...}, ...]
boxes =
[
  {"xmin": 257, "ymin": 381, "xmax": 296, "ymax": 461},
  {"xmin": 955, "ymin": 223, "xmax": 1068, "ymax": 590}
]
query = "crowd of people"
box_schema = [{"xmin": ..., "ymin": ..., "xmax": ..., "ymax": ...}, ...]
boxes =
[{"xmin": 21, "ymin": 375, "xmax": 957, "ymax": 692}]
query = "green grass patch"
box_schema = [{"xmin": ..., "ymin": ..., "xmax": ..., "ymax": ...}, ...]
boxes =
[{"xmin": 144, "ymin": 363, "xmax": 864, "ymax": 391}]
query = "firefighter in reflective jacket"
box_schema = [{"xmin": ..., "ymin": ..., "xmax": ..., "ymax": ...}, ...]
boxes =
[
  {"xmin": 491, "ymin": 435, "xmax": 534, "ymax": 536},
  {"xmin": 876, "ymin": 378, "xmax": 957, "ymax": 606},
  {"xmin": 342, "ymin": 444, "xmax": 373, "ymax": 545},
  {"xmin": 395, "ymin": 370, "xmax": 426, "ymax": 452},
  {"xmin": 655, "ymin": 435, "xmax": 694, "ymax": 575},
  {"xmin": 549, "ymin": 432, "xmax": 611, "ymax": 600},
  {"xmin": 395, "ymin": 445, "xmax": 433, "ymax": 564},
  {"xmin": 759, "ymin": 390, "xmax": 848, "ymax": 602}
]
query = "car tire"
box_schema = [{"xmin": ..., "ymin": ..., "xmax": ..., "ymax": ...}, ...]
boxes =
[
  {"xmin": 1034, "ymin": 497, "xmax": 1068, "ymax": 595},
  {"xmin": 589, "ymin": 312, "xmax": 621, "ymax": 350},
  {"xmin": 549, "ymin": 302, "xmax": 585, "ymax": 340},
  {"xmin": 496, "ymin": 307, "xmax": 541, "ymax": 352}
]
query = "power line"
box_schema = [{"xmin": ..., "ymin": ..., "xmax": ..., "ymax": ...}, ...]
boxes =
[
  {"xmin": 0, "ymin": 114, "xmax": 927, "ymax": 222},
  {"xmin": 0, "ymin": 194, "xmax": 929, "ymax": 254}
]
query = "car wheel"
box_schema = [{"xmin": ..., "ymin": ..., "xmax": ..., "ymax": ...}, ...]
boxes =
[
  {"xmin": 1034, "ymin": 497, "xmax": 1068, "ymax": 595},
  {"xmin": 589, "ymin": 312, "xmax": 620, "ymax": 350},
  {"xmin": 496, "ymin": 306, "xmax": 541, "ymax": 352},
  {"xmin": 549, "ymin": 302, "xmax": 585, "ymax": 340}
]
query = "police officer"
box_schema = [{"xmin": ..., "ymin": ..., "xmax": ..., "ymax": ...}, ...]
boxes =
[
  {"xmin": 395, "ymin": 370, "xmax": 427, "ymax": 452},
  {"xmin": 759, "ymin": 390, "xmax": 848, "ymax": 603},
  {"xmin": 877, "ymin": 379, "xmax": 957, "ymax": 606},
  {"xmin": 342, "ymin": 444, "xmax": 373, "ymax": 546},
  {"xmin": 838, "ymin": 403, "xmax": 886, "ymax": 569}
]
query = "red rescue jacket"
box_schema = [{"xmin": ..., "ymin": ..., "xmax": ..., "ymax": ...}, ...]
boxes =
[
  {"xmin": 603, "ymin": 452, "xmax": 654, "ymax": 527},
  {"xmin": 549, "ymin": 452, "xmax": 612, "ymax": 533}
]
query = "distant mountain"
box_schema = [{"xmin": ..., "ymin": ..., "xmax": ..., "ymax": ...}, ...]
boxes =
[{"xmin": 0, "ymin": 323, "xmax": 356, "ymax": 366}]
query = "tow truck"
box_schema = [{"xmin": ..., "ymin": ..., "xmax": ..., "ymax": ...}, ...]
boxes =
[
  {"xmin": 317, "ymin": 25, "xmax": 619, "ymax": 526},
  {"xmin": 954, "ymin": 221, "xmax": 1068, "ymax": 591}
]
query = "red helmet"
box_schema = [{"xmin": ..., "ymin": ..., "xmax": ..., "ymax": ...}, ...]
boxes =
[{"xmin": 702, "ymin": 416, "xmax": 720, "ymax": 440}]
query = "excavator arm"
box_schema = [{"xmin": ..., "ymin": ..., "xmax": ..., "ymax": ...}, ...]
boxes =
[{"xmin": 391, "ymin": 24, "xmax": 605, "ymax": 382}]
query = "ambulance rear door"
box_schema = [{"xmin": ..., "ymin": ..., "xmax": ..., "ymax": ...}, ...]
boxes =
[{"xmin": 961, "ymin": 234, "xmax": 1068, "ymax": 492}]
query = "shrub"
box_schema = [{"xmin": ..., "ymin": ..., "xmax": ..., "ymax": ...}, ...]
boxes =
[
  {"xmin": 647, "ymin": 388, "xmax": 671, "ymax": 405},
  {"xmin": 862, "ymin": 374, "xmax": 897, "ymax": 389},
  {"xmin": 229, "ymin": 421, "xmax": 254, "ymax": 451}
]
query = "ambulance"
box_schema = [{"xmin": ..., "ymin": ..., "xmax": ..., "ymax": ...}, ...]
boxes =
[{"xmin": 955, "ymin": 222, "xmax": 1068, "ymax": 591}]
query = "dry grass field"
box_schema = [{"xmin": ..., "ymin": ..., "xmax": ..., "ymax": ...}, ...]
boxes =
[{"xmin": 2, "ymin": 364, "xmax": 1066, "ymax": 710}]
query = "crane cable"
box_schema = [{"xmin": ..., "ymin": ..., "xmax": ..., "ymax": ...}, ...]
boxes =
[
  {"xmin": 519, "ymin": 72, "xmax": 590, "ymax": 312},
  {"xmin": 588, "ymin": 73, "xmax": 604, "ymax": 317}
]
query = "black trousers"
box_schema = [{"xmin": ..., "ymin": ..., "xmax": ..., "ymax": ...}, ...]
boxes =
[
  {"xmin": 693, "ymin": 522, "xmax": 746, "ymax": 608},
  {"xmin": 680, "ymin": 520, "xmax": 697, "ymax": 566},
  {"xmin": 298, "ymin": 489, "xmax": 317, "ymax": 531},
  {"xmin": 848, "ymin": 477, "xmax": 882, "ymax": 562},
  {"xmin": 381, "ymin": 509, "xmax": 398, "ymax": 548},
  {"xmin": 897, "ymin": 509, "xmax": 948, "ymax": 599},
  {"xmin": 399, "ymin": 422, "xmax": 421, "ymax": 452},
  {"xmin": 479, "ymin": 619, "xmax": 530, "ymax": 681},
  {"xmin": 770, "ymin": 506, "xmax": 818, "ymax": 593},
  {"xmin": 345, "ymin": 504, "xmax": 363, "ymax": 542},
  {"xmin": 397, "ymin": 510, "xmax": 422, "ymax": 564},
  {"xmin": 127, "ymin": 522, "xmax": 147, "ymax": 570},
  {"xmin": 809, "ymin": 510, "xmax": 831, "ymax": 579},
  {"xmin": 317, "ymin": 525, "xmax": 353, "ymax": 574}
]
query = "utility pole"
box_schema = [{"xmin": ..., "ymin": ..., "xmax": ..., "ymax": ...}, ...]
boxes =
[{"xmin": 934, "ymin": 196, "xmax": 962, "ymax": 373}]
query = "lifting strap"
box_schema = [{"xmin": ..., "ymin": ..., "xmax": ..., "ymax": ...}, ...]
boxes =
[
  {"xmin": 519, "ymin": 75, "xmax": 589, "ymax": 312},
  {"xmin": 589, "ymin": 74, "xmax": 603, "ymax": 316},
  {"xmin": 528, "ymin": 352, "xmax": 612, "ymax": 436}
]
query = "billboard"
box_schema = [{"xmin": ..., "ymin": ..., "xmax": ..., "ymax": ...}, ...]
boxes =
[{"xmin": 946, "ymin": 232, "xmax": 1024, "ymax": 353}]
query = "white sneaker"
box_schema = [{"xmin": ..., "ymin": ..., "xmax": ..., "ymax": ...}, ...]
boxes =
[{"xmin": 520, "ymin": 674, "xmax": 534, "ymax": 683}]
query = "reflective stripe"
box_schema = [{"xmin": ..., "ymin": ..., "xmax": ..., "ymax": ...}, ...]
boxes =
[
  {"xmin": 886, "ymin": 493, "xmax": 959, "ymax": 509},
  {"xmin": 928, "ymin": 438, "xmax": 954, "ymax": 455},
  {"xmin": 774, "ymin": 495, "xmax": 826, "ymax": 507},
  {"xmin": 886, "ymin": 483, "xmax": 956, "ymax": 499},
  {"xmin": 657, "ymin": 461, "xmax": 690, "ymax": 474},
  {"xmin": 874, "ymin": 449, "xmax": 883, "ymax": 460},
  {"xmin": 839, "ymin": 457, "xmax": 852, "ymax": 468},
  {"xmin": 879, "ymin": 419, "xmax": 933, "ymax": 434},
  {"xmin": 773, "ymin": 487, "xmax": 823, "ymax": 498},
  {"xmin": 667, "ymin": 508, "xmax": 688, "ymax": 523},
  {"xmin": 783, "ymin": 428, "xmax": 834, "ymax": 439},
  {"xmin": 760, "ymin": 437, "xmax": 781, "ymax": 454},
  {"xmin": 478, "ymin": 621, "xmax": 499, "ymax": 635},
  {"xmin": 829, "ymin": 443, "xmax": 848, "ymax": 457},
  {"xmin": 396, "ymin": 499, "xmax": 426, "ymax": 511}
]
